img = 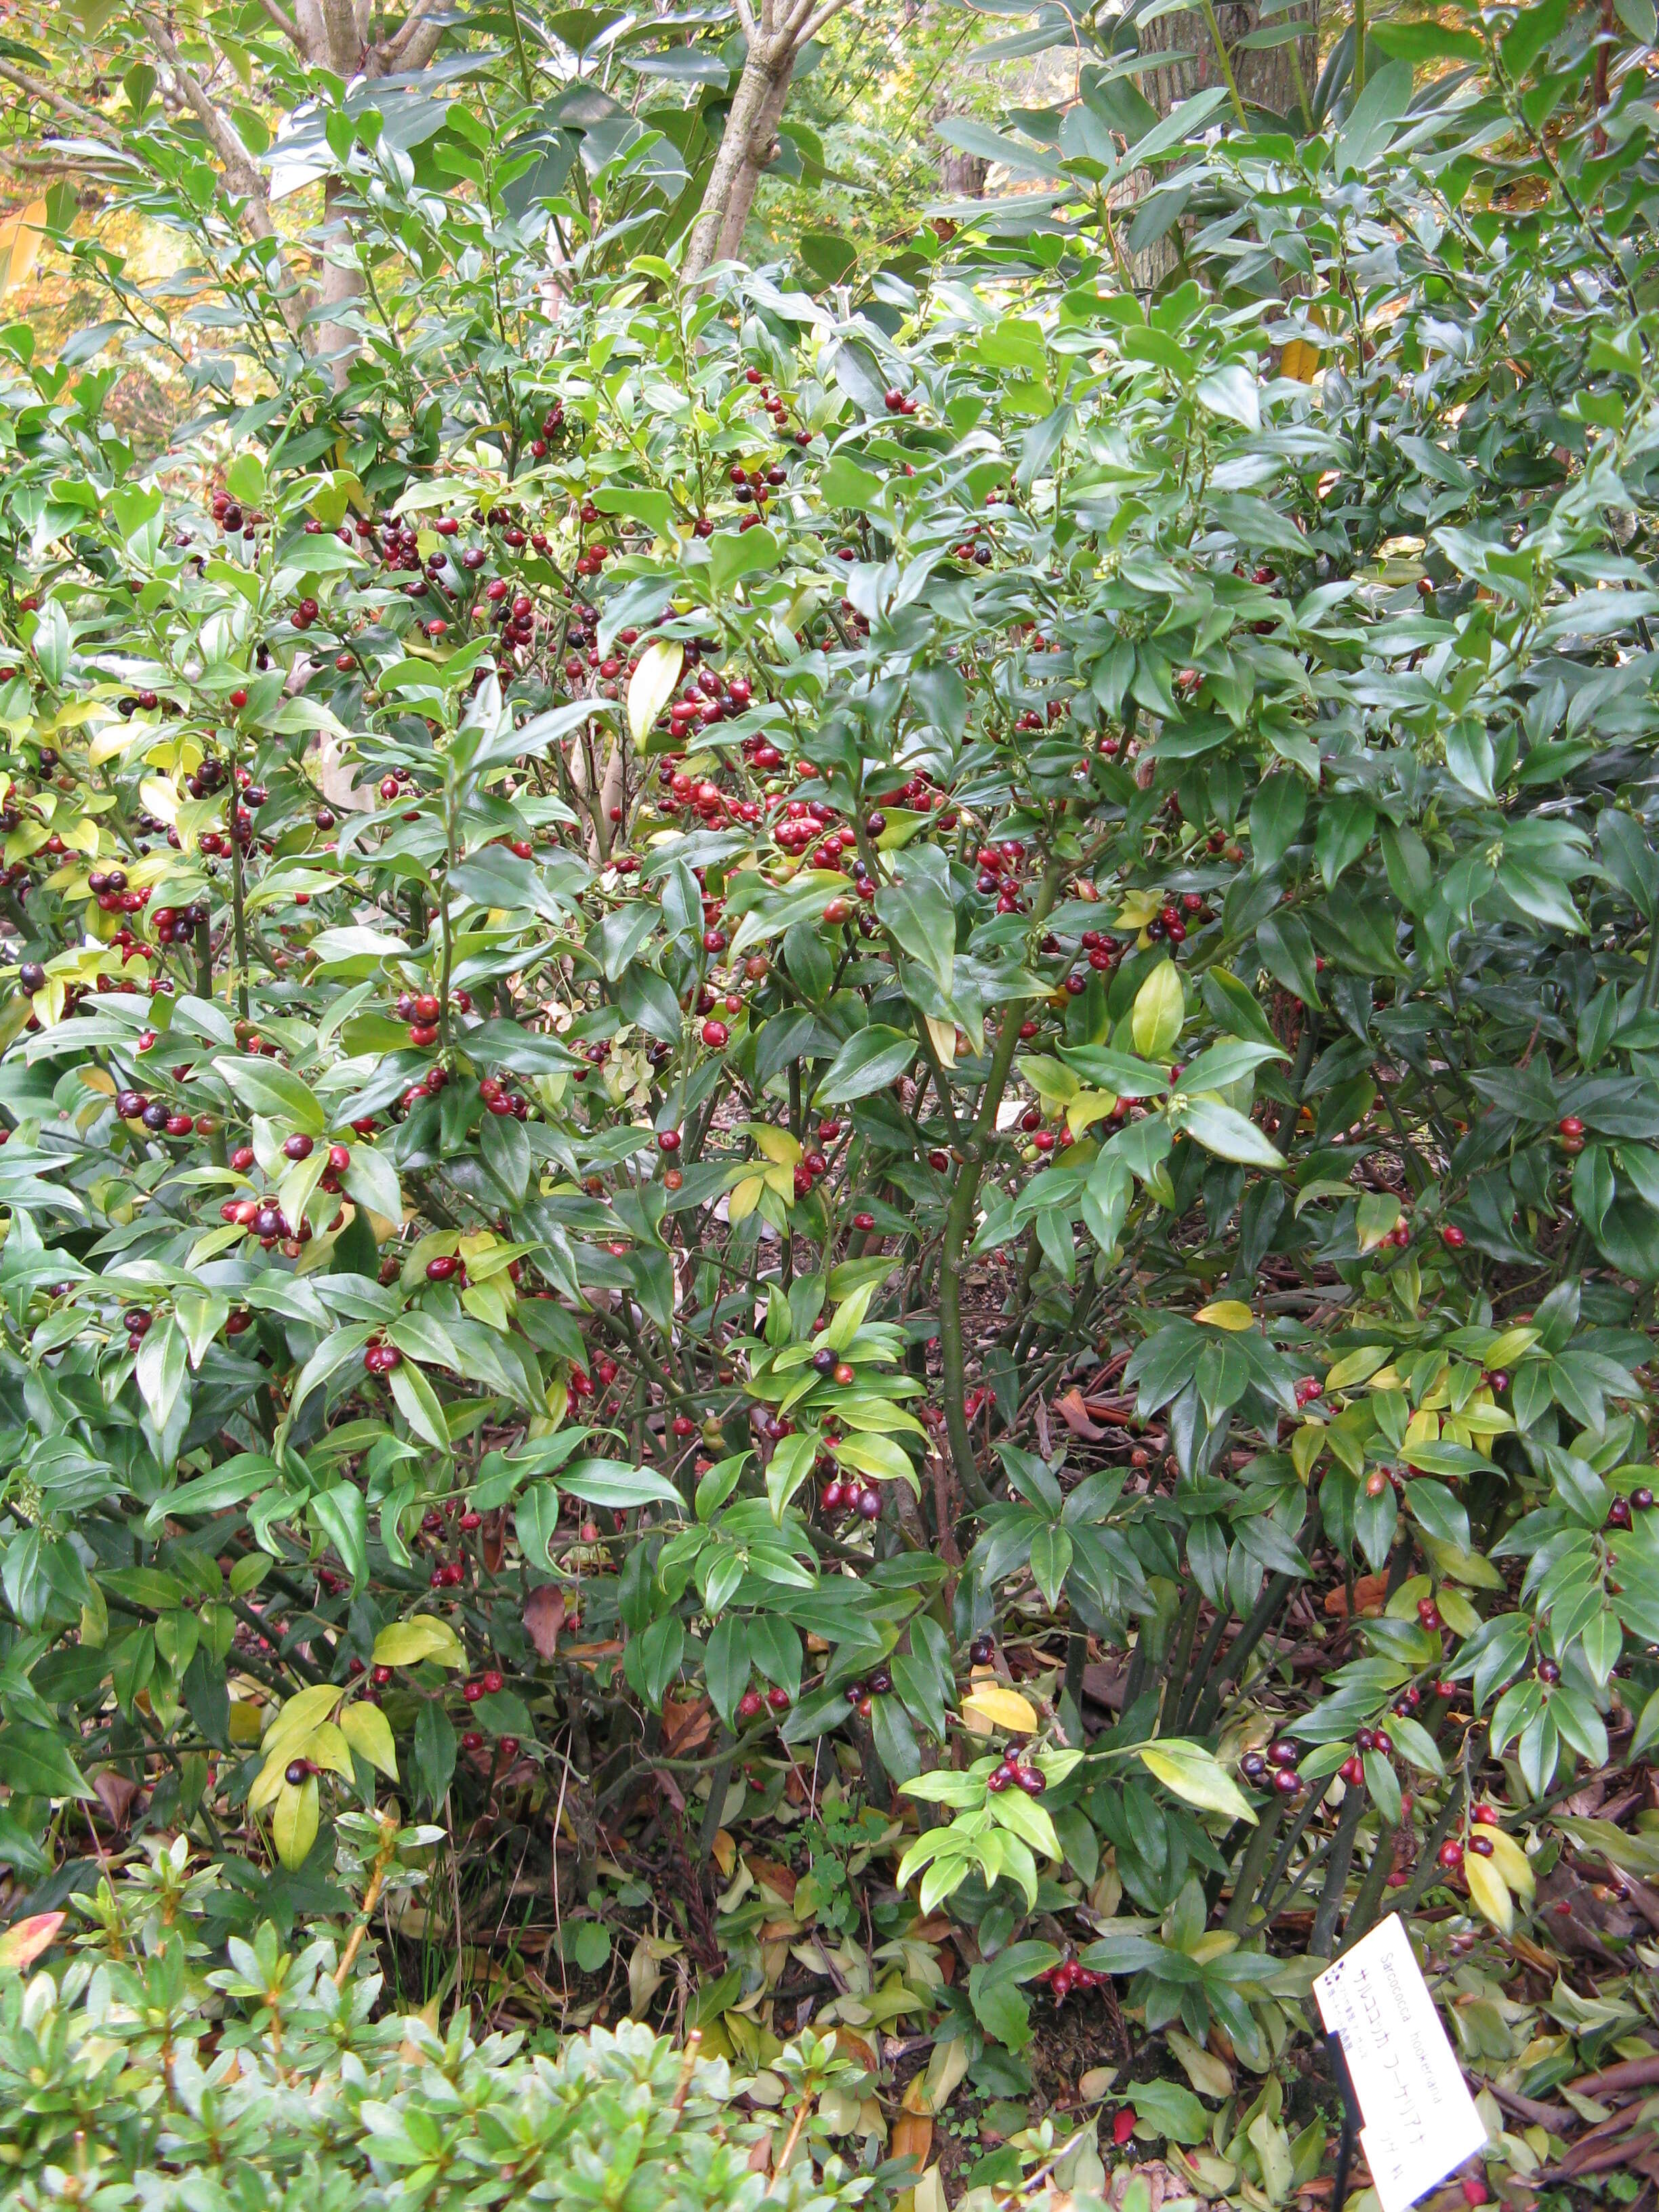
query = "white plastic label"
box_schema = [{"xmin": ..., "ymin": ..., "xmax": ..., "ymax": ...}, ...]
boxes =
[{"xmin": 1313, "ymin": 1913, "xmax": 1488, "ymax": 2212}]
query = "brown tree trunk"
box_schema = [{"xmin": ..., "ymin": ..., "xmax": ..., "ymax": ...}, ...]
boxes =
[
  {"xmin": 682, "ymin": 0, "xmax": 854, "ymax": 279},
  {"xmin": 1126, "ymin": 3, "xmax": 1315, "ymax": 286},
  {"xmin": 1137, "ymin": 1, "xmax": 1315, "ymax": 122},
  {"xmin": 937, "ymin": 112, "xmax": 988, "ymax": 201}
]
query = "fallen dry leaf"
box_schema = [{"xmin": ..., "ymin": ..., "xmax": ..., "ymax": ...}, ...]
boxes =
[
  {"xmin": 522, "ymin": 1583, "xmax": 566, "ymax": 1658},
  {"xmin": 892, "ymin": 2112, "xmax": 933, "ymax": 2173},
  {"xmin": 93, "ymin": 1769, "xmax": 140, "ymax": 1828},
  {"xmin": 482, "ymin": 1507, "xmax": 506, "ymax": 1576},
  {"xmin": 1054, "ymin": 1387, "xmax": 1107, "ymax": 1440},
  {"xmin": 748, "ymin": 1855, "xmax": 798, "ymax": 1904},
  {"xmin": 663, "ymin": 1694, "xmax": 714, "ymax": 1759},
  {"xmin": 1324, "ymin": 1572, "xmax": 1388, "ymax": 1619}
]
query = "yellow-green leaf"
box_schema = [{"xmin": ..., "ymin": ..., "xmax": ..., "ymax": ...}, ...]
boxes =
[
  {"xmin": 306, "ymin": 1720, "xmax": 355, "ymax": 1779},
  {"xmin": 1137, "ymin": 1740, "xmax": 1257, "ymax": 1826},
  {"xmin": 340, "ymin": 1698, "xmax": 398, "ymax": 1779},
  {"xmin": 371, "ymin": 1616, "xmax": 465, "ymax": 1670},
  {"xmin": 272, "ymin": 1774, "xmax": 319, "ymax": 1870},
  {"xmin": 1325, "ymin": 1346, "xmax": 1391, "ymax": 1391},
  {"xmin": 1465, "ymin": 1849, "xmax": 1512, "ymax": 1933},
  {"xmin": 626, "ymin": 638, "xmax": 683, "ymax": 748},
  {"xmin": 1195, "ymin": 1300, "xmax": 1255, "ymax": 1332},
  {"xmin": 260, "ymin": 1683, "xmax": 344, "ymax": 1761},
  {"xmin": 962, "ymin": 1683, "xmax": 1039, "ymax": 1734},
  {"xmin": 1132, "ymin": 960, "xmax": 1185, "ymax": 1061},
  {"xmin": 1485, "ymin": 1828, "xmax": 1534, "ymax": 1902},
  {"xmin": 728, "ymin": 1172, "xmax": 766, "ymax": 1222}
]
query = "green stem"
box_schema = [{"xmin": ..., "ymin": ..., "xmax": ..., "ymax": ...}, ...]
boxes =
[
  {"xmin": 1288, "ymin": 5, "xmax": 1314, "ymax": 129},
  {"xmin": 939, "ymin": 851, "xmax": 1069, "ymax": 1510},
  {"xmin": 1223, "ymin": 1795, "xmax": 1286, "ymax": 1932},
  {"xmin": 1309, "ymin": 1781, "xmax": 1367, "ymax": 1959},
  {"xmin": 1258, "ymin": 1773, "xmax": 1335, "ymax": 1917},
  {"xmin": 1191, "ymin": 1488, "xmax": 1322, "ymax": 1735},
  {"xmin": 228, "ymin": 805, "xmax": 250, "ymax": 1022},
  {"xmin": 438, "ymin": 817, "xmax": 455, "ymax": 1058},
  {"xmin": 1353, "ymin": 0, "xmax": 1366, "ymax": 97},
  {"xmin": 1172, "ymin": 1605, "xmax": 1229, "ymax": 1735},
  {"xmin": 1341, "ymin": 1818, "xmax": 1399, "ymax": 1952},
  {"xmin": 1198, "ymin": 0, "xmax": 1249, "ymax": 127}
]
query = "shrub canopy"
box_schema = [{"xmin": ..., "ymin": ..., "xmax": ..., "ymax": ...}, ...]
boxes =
[{"xmin": 1, "ymin": 0, "xmax": 1659, "ymax": 2201}]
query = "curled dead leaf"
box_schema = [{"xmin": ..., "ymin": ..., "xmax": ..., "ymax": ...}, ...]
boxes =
[{"xmin": 522, "ymin": 1582, "xmax": 566, "ymax": 1659}]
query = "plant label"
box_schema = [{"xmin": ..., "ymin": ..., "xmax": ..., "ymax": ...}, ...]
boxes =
[{"xmin": 1313, "ymin": 1913, "xmax": 1487, "ymax": 2212}]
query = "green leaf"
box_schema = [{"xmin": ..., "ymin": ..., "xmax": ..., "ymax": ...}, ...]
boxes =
[
  {"xmin": 817, "ymin": 1025, "xmax": 917, "ymax": 1103},
  {"xmin": 0, "ymin": 1724, "xmax": 95, "ymax": 1798},
  {"xmin": 558, "ymin": 1460, "xmax": 683, "ymax": 1509},
  {"xmin": 709, "ymin": 524, "xmax": 779, "ymax": 596},
  {"xmin": 1129, "ymin": 2078, "xmax": 1209, "ymax": 2145},
  {"xmin": 1175, "ymin": 1094, "xmax": 1284, "ymax": 1168},
  {"xmin": 213, "ymin": 1056, "xmax": 326, "ymax": 1134},
  {"xmin": 1136, "ymin": 1740, "xmax": 1256, "ymax": 1824}
]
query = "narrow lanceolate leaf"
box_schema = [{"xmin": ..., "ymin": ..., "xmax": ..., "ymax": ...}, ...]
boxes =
[
  {"xmin": 1136, "ymin": 1741, "xmax": 1257, "ymax": 1826},
  {"xmin": 627, "ymin": 639, "xmax": 683, "ymax": 747}
]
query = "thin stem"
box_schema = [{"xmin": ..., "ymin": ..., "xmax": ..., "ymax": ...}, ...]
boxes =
[
  {"xmin": 1199, "ymin": 0, "xmax": 1249, "ymax": 128},
  {"xmin": 1223, "ymin": 1795, "xmax": 1286, "ymax": 1932},
  {"xmin": 940, "ymin": 848, "xmax": 1071, "ymax": 1508},
  {"xmin": 229, "ymin": 808, "xmax": 250, "ymax": 1021},
  {"xmin": 1310, "ymin": 1781, "xmax": 1367, "ymax": 1958}
]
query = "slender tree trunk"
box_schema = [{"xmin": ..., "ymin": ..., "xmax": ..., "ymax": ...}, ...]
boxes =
[
  {"xmin": 315, "ymin": 176, "xmax": 364, "ymax": 390},
  {"xmin": 683, "ymin": 33, "xmax": 798, "ymax": 278},
  {"xmin": 682, "ymin": 0, "xmax": 854, "ymax": 279}
]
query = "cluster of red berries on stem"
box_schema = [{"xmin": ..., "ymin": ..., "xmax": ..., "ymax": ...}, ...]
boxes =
[
  {"xmin": 1042, "ymin": 1958, "xmax": 1106, "ymax": 2003},
  {"xmin": 736, "ymin": 1685, "xmax": 793, "ymax": 1720},
  {"xmin": 986, "ymin": 1751, "xmax": 1046, "ymax": 1795},
  {"xmin": 1241, "ymin": 1738, "xmax": 1303, "ymax": 1795}
]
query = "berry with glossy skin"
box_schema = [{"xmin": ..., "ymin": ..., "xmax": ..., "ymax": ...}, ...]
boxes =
[
  {"xmin": 1267, "ymin": 1738, "xmax": 1299, "ymax": 1768},
  {"xmin": 1272, "ymin": 1766, "xmax": 1303, "ymax": 1797},
  {"xmin": 737, "ymin": 1689, "xmax": 764, "ymax": 1719},
  {"xmin": 1438, "ymin": 1839, "xmax": 1465, "ymax": 1869},
  {"xmin": 701, "ymin": 1019, "xmax": 729, "ymax": 1048},
  {"xmin": 970, "ymin": 1635, "xmax": 995, "ymax": 1665},
  {"xmin": 1441, "ymin": 1225, "xmax": 1466, "ymax": 1248},
  {"xmin": 766, "ymin": 1686, "xmax": 791, "ymax": 1711}
]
